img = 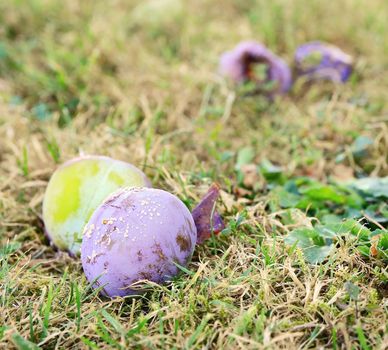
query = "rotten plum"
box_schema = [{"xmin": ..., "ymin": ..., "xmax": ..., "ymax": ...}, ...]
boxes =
[
  {"xmin": 81, "ymin": 187, "xmax": 197, "ymax": 297},
  {"xmin": 219, "ymin": 41, "xmax": 292, "ymax": 95},
  {"xmin": 295, "ymin": 41, "xmax": 353, "ymax": 83}
]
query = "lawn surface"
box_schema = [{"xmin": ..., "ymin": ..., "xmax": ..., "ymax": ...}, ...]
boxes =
[{"xmin": 1, "ymin": 0, "xmax": 388, "ymax": 349}]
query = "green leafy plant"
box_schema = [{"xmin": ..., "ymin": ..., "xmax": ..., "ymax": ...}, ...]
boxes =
[
  {"xmin": 271, "ymin": 176, "xmax": 388, "ymax": 226},
  {"xmin": 284, "ymin": 218, "xmax": 387, "ymax": 264},
  {"xmin": 267, "ymin": 172, "xmax": 387, "ymax": 263}
]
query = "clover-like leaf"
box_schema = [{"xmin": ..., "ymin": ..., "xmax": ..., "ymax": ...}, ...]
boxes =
[
  {"xmin": 345, "ymin": 281, "xmax": 360, "ymax": 301},
  {"xmin": 284, "ymin": 227, "xmax": 335, "ymax": 264}
]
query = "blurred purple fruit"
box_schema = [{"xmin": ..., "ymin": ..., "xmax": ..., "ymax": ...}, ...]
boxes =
[
  {"xmin": 295, "ymin": 41, "xmax": 353, "ymax": 83},
  {"xmin": 219, "ymin": 41, "xmax": 292, "ymax": 95}
]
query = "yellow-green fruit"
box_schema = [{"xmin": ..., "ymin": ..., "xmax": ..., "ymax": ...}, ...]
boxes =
[{"xmin": 43, "ymin": 156, "xmax": 151, "ymax": 256}]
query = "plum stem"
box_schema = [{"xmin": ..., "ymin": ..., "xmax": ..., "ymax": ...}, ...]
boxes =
[{"xmin": 191, "ymin": 183, "xmax": 225, "ymax": 244}]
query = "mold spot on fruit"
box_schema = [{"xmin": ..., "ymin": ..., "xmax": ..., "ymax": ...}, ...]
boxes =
[
  {"xmin": 137, "ymin": 250, "xmax": 144, "ymax": 262},
  {"xmin": 138, "ymin": 271, "xmax": 153, "ymax": 280},
  {"xmin": 86, "ymin": 251, "xmax": 104, "ymax": 264},
  {"xmin": 176, "ymin": 232, "xmax": 191, "ymax": 252},
  {"xmin": 98, "ymin": 231, "xmax": 111, "ymax": 246},
  {"xmin": 152, "ymin": 243, "xmax": 167, "ymax": 261}
]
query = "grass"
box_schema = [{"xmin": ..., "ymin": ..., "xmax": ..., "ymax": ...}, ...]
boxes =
[{"xmin": 0, "ymin": 0, "xmax": 387, "ymax": 348}]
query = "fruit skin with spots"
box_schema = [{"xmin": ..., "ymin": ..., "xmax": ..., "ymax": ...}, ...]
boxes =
[
  {"xmin": 81, "ymin": 187, "xmax": 197, "ymax": 297},
  {"xmin": 43, "ymin": 155, "xmax": 151, "ymax": 256}
]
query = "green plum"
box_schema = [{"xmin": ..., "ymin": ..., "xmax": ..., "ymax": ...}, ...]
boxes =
[{"xmin": 43, "ymin": 155, "xmax": 151, "ymax": 256}]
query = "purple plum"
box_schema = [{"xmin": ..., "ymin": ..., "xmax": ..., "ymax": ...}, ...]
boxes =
[
  {"xmin": 219, "ymin": 41, "xmax": 292, "ymax": 95},
  {"xmin": 81, "ymin": 187, "xmax": 197, "ymax": 297},
  {"xmin": 295, "ymin": 41, "xmax": 353, "ymax": 83},
  {"xmin": 81, "ymin": 185, "xmax": 224, "ymax": 297}
]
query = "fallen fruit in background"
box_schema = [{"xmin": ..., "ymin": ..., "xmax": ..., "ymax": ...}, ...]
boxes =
[
  {"xmin": 295, "ymin": 41, "xmax": 353, "ymax": 83},
  {"xmin": 81, "ymin": 185, "xmax": 224, "ymax": 297},
  {"xmin": 219, "ymin": 41, "xmax": 292, "ymax": 95},
  {"xmin": 43, "ymin": 155, "xmax": 151, "ymax": 256}
]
